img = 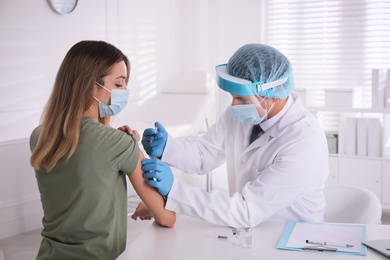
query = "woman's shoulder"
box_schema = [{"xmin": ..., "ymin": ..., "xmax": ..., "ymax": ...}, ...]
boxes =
[
  {"xmin": 81, "ymin": 118, "xmax": 136, "ymax": 148},
  {"xmin": 81, "ymin": 117, "xmax": 116, "ymax": 136}
]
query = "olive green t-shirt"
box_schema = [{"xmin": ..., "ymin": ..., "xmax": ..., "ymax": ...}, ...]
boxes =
[{"xmin": 30, "ymin": 117, "xmax": 139, "ymax": 260}]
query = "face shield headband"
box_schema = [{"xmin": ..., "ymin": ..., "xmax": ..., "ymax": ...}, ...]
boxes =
[{"xmin": 215, "ymin": 64, "xmax": 288, "ymax": 96}]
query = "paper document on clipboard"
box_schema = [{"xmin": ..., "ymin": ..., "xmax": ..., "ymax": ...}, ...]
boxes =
[{"xmin": 277, "ymin": 222, "xmax": 367, "ymax": 256}]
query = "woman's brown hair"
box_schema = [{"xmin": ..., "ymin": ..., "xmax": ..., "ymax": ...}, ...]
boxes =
[{"xmin": 30, "ymin": 41, "xmax": 130, "ymax": 171}]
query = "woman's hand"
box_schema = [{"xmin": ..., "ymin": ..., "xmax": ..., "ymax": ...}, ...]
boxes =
[
  {"xmin": 131, "ymin": 201, "xmax": 154, "ymax": 221},
  {"xmin": 118, "ymin": 125, "xmax": 140, "ymax": 141}
]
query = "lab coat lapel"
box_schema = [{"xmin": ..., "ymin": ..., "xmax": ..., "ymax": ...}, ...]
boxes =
[
  {"xmin": 243, "ymin": 131, "xmax": 269, "ymax": 154},
  {"xmin": 239, "ymin": 122, "xmax": 267, "ymax": 155}
]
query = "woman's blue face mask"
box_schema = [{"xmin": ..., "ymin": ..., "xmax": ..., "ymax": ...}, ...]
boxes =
[
  {"xmin": 94, "ymin": 82, "xmax": 129, "ymax": 118},
  {"xmin": 231, "ymin": 98, "xmax": 274, "ymax": 125}
]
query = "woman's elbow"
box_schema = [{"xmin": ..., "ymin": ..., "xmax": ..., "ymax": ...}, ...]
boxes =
[{"xmin": 155, "ymin": 212, "xmax": 176, "ymax": 228}]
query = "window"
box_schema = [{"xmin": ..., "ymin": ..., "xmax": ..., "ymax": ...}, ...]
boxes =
[{"xmin": 264, "ymin": 0, "xmax": 390, "ymax": 108}]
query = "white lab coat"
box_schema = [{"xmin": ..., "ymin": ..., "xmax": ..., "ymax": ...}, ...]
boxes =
[{"xmin": 163, "ymin": 93, "xmax": 329, "ymax": 228}]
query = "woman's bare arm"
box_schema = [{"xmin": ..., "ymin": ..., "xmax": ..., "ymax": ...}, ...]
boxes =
[{"xmin": 128, "ymin": 151, "xmax": 176, "ymax": 227}]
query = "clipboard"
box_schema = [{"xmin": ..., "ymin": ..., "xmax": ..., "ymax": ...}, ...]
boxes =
[{"xmin": 277, "ymin": 222, "xmax": 367, "ymax": 256}]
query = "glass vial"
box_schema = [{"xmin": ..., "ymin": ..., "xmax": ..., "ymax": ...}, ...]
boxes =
[{"xmin": 243, "ymin": 228, "xmax": 252, "ymax": 248}]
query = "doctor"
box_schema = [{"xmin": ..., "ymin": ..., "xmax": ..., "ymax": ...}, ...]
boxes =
[{"xmin": 134, "ymin": 43, "xmax": 329, "ymax": 228}]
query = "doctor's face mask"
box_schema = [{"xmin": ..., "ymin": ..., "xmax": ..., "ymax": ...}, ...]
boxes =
[
  {"xmin": 231, "ymin": 96, "xmax": 275, "ymax": 125},
  {"xmin": 93, "ymin": 82, "xmax": 129, "ymax": 118}
]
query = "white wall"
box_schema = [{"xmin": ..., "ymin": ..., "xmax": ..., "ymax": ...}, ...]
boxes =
[
  {"xmin": 0, "ymin": 0, "xmax": 111, "ymax": 240},
  {"xmin": 0, "ymin": 0, "xmax": 264, "ymax": 239}
]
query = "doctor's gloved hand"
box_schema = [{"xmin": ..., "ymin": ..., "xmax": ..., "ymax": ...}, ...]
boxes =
[
  {"xmin": 142, "ymin": 158, "xmax": 173, "ymax": 198},
  {"xmin": 141, "ymin": 122, "xmax": 168, "ymax": 158}
]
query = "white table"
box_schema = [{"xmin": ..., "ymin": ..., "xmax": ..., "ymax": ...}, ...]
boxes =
[{"xmin": 119, "ymin": 215, "xmax": 390, "ymax": 260}]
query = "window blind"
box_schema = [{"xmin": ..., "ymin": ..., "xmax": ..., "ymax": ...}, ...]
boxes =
[{"xmin": 264, "ymin": 0, "xmax": 390, "ymax": 109}]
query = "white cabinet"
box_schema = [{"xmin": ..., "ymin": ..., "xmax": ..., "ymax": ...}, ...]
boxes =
[
  {"xmin": 383, "ymin": 161, "xmax": 390, "ymax": 206},
  {"xmin": 338, "ymin": 157, "xmax": 382, "ymax": 199},
  {"xmin": 306, "ymin": 103, "xmax": 390, "ymax": 209},
  {"xmin": 326, "ymin": 155, "xmax": 338, "ymax": 187}
]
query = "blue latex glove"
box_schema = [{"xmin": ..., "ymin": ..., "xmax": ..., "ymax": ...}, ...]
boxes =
[
  {"xmin": 141, "ymin": 122, "xmax": 168, "ymax": 158},
  {"xmin": 142, "ymin": 158, "xmax": 173, "ymax": 198}
]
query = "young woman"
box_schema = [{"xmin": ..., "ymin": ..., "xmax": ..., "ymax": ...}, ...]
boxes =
[{"xmin": 30, "ymin": 40, "xmax": 175, "ymax": 260}]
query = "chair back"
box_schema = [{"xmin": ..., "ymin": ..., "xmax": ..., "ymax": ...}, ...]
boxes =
[{"xmin": 324, "ymin": 186, "xmax": 382, "ymax": 224}]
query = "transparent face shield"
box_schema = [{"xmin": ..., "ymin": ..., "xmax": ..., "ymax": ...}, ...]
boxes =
[
  {"xmin": 215, "ymin": 64, "xmax": 288, "ymax": 125},
  {"xmin": 215, "ymin": 64, "xmax": 288, "ymax": 97}
]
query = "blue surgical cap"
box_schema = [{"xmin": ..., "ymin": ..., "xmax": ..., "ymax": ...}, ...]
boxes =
[{"xmin": 227, "ymin": 43, "xmax": 294, "ymax": 99}]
